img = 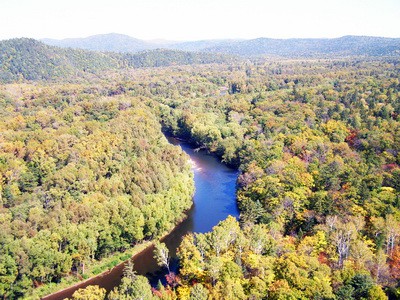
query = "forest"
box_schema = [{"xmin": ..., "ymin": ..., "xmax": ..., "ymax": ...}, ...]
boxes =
[
  {"xmin": 0, "ymin": 83, "xmax": 194, "ymax": 298},
  {"xmin": 41, "ymin": 33, "xmax": 400, "ymax": 57},
  {"xmin": 0, "ymin": 38, "xmax": 399, "ymax": 299},
  {"xmin": 0, "ymin": 38, "xmax": 236, "ymax": 83}
]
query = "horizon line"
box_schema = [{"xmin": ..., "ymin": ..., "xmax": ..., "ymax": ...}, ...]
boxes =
[{"xmin": 2, "ymin": 33, "xmax": 400, "ymax": 43}]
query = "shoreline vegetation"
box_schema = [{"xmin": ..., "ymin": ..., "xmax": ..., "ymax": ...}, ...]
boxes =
[
  {"xmin": 38, "ymin": 136, "xmax": 235, "ymax": 300},
  {"xmin": 37, "ymin": 207, "xmax": 191, "ymax": 300},
  {"xmin": 1, "ymin": 36, "xmax": 399, "ymax": 298},
  {"xmin": 0, "ymin": 78, "xmax": 195, "ymax": 299},
  {"xmin": 36, "ymin": 242, "xmax": 151, "ymax": 300}
]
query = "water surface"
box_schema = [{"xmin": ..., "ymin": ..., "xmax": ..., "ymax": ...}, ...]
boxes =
[{"xmin": 44, "ymin": 137, "xmax": 239, "ymax": 299}]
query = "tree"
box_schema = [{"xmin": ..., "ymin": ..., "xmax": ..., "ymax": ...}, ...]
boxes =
[
  {"xmin": 367, "ymin": 285, "xmax": 388, "ymax": 300},
  {"xmin": 117, "ymin": 260, "xmax": 135, "ymax": 282},
  {"xmin": 206, "ymin": 256, "xmax": 224, "ymax": 286},
  {"xmin": 330, "ymin": 220, "xmax": 357, "ymax": 267},
  {"xmin": 189, "ymin": 283, "xmax": 209, "ymax": 300},
  {"xmin": 0, "ymin": 254, "xmax": 17, "ymax": 298},
  {"xmin": 385, "ymin": 215, "xmax": 400, "ymax": 256},
  {"xmin": 153, "ymin": 242, "xmax": 171, "ymax": 273},
  {"xmin": 349, "ymin": 274, "xmax": 373, "ymax": 300},
  {"xmin": 72, "ymin": 285, "xmax": 106, "ymax": 300},
  {"xmin": 108, "ymin": 276, "xmax": 154, "ymax": 300},
  {"xmin": 373, "ymin": 249, "xmax": 391, "ymax": 285},
  {"xmin": 177, "ymin": 234, "xmax": 204, "ymax": 280},
  {"xmin": 389, "ymin": 245, "xmax": 400, "ymax": 279}
]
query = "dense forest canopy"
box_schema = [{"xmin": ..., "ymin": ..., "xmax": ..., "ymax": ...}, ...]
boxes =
[
  {"xmin": 0, "ymin": 83, "xmax": 194, "ymax": 298},
  {"xmin": 75, "ymin": 57, "xmax": 400, "ymax": 299},
  {"xmin": 0, "ymin": 38, "xmax": 236, "ymax": 83},
  {"xmin": 0, "ymin": 38, "xmax": 399, "ymax": 299}
]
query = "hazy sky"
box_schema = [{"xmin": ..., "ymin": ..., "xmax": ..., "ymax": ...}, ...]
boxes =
[{"xmin": 1, "ymin": 0, "xmax": 399, "ymax": 41}]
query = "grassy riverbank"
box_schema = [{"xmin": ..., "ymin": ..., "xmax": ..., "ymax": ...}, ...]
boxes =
[
  {"xmin": 27, "ymin": 241, "xmax": 151, "ymax": 300},
  {"xmin": 27, "ymin": 207, "xmax": 191, "ymax": 300}
]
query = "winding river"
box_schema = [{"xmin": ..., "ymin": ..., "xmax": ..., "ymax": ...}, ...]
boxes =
[{"xmin": 44, "ymin": 137, "xmax": 239, "ymax": 299}]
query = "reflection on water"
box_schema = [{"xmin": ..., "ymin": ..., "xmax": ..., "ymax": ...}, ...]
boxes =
[
  {"xmin": 176, "ymin": 138, "xmax": 239, "ymax": 234},
  {"xmin": 43, "ymin": 136, "xmax": 239, "ymax": 299}
]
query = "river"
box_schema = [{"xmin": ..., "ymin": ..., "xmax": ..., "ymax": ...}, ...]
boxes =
[{"xmin": 43, "ymin": 137, "xmax": 239, "ymax": 299}]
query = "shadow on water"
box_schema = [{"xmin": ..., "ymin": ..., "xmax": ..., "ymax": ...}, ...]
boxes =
[{"xmin": 43, "ymin": 136, "xmax": 239, "ymax": 299}]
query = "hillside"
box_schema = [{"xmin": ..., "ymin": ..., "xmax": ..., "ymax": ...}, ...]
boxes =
[
  {"xmin": 123, "ymin": 49, "xmax": 236, "ymax": 68},
  {"xmin": 170, "ymin": 39, "xmax": 243, "ymax": 52},
  {"xmin": 205, "ymin": 35, "xmax": 400, "ymax": 57},
  {"xmin": 41, "ymin": 34, "xmax": 239, "ymax": 53},
  {"xmin": 0, "ymin": 38, "xmax": 120, "ymax": 82},
  {"xmin": 41, "ymin": 33, "xmax": 400, "ymax": 57},
  {"xmin": 0, "ymin": 38, "xmax": 236, "ymax": 82}
]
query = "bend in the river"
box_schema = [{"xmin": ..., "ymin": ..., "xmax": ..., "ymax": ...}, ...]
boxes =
[{"xmin": 43, "ymin": 136, "xmax": 239, "ymax": 299}]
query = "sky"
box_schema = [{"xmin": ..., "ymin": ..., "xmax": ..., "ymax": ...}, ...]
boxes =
[{"xmin": 1, "ymin": 0, "xmax": 399, "ymax": 41}]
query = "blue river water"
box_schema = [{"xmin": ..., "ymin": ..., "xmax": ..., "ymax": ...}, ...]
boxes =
[
  {"xmin": 44, "ymin": 136, "xmax": 239, "ymax": 299},
  {"xmin": 171, "ymin": 137, "xmax": 239, "ymax": 233}
]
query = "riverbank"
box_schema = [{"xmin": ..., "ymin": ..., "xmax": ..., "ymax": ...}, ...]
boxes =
[
  {"xmin": 34, "ymin": 242, "xmax": 151, "ymax": 300},
  {"xmin": 36, "ymin": 210, "xmax": 190, "ymax": 300},
  {"xmin": 37, "ymin": 135, "xmax": 239, "ymax": 299}
]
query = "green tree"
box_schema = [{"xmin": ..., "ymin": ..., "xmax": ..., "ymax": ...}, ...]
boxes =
[
  {"xmin": 189, "ymin": 283, "xmax": 209, "ymax": 300},
  {"xmin": 153, "ymin": 242, "xmax": 171, "ymax": 273},
  {"xmin": 72, "ymin": 285, "xmax": 106, "ymax": 300},
  {"xmin": 108, "ymin": 276, "xmax": 154, "ymax": 300}
]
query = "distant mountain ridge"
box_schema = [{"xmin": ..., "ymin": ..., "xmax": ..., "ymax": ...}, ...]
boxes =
[
  {"xmin": 0, "ymin": 38, "xmax": 120, "ymax": 82},
  {"xmin": 42, "ymin": 33, "xmax": 159, "ymax": 53},
  {"xmin": 206, "ymin": 35, "xmax": 400, "ymax": 57},
  {"xmin": 41, "ymin": 33, "xmax": 400, "ymax": 57},
  {"xmin": 2, "ymin": 35, "xmax": 400, "ymax": 83},
  {"xmin": 41, "ymin": 33, "xmax": 239, "ymax": 53},
  {"xmin": 0, "ymin": 38, "xmax": 236, "ymax": 82}
]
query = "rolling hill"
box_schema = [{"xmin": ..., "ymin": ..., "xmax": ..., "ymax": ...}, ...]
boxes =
[
  {"xmin": 0, "ymin": 38, "xmax": 237, "ymax": 82},
  {"xmin": 205, "ymin": 35, "xmax": 400, "ymax": 57},
  {"xmin": 41, "ymin": 33, "xmax": 400, "ymax": 57},
  {"xmin": 2, "ymin": 35, "xmax": 399, "ymax": 83},
  {"xmin": 41, "ymin": 33, "xmax": 240, "ymax": 53},
  {"xmin": 0, "ymin": 38, "xmax": 120, "ymax": 82}
]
